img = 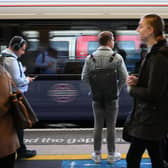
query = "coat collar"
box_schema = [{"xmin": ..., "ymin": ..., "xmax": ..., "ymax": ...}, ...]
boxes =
[
  {"xmin": 97, "ymin": 46, "xmax": 113, "ymax": 51},
  {"xmin": 150, "ymin": 39, "xmax": 167, "ymax": 54}
]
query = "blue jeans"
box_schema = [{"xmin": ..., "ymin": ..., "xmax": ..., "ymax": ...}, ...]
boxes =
[{"xmin": 92, "ymin": 99, "xmax": 118, "ymax": 154}]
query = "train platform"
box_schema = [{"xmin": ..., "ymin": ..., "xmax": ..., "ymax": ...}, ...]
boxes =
[{"xmin": 15, "ymin": 128, "xmax": 151, "ymax": 168}]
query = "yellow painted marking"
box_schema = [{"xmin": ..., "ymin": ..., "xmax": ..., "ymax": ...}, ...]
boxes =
[{"xmin": 25, "ymin": 153, "xmax": 149, "ymax": 160}]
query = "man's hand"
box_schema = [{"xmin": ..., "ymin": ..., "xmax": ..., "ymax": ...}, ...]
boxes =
[
  {"xmin": 127, "ymin": 75, "xmax": 138, "ymax": 86},
  {"xmin": 27, "ymin": 76, "xmax": 36, "ymax": 83}
]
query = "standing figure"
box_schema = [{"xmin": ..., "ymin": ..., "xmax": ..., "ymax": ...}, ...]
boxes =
[
  {"xmin": 1, "ymin": 36, "xmax": 36, "ymax": 159},
  {"xmin": 125, "ymin": 13, "xmax": 168, "ymax": 168},
  {"xmin": 81, "ymin": 31, "xmax": 128, "ymax": 164},
  {"xmin": 35, "ymin": 47, "xmax": 57, "ymax": 74}
]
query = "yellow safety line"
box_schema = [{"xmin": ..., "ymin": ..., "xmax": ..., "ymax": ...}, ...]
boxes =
[{"xmin": 25, "ymin": 153, "xmax": 149, "ymax": 160}]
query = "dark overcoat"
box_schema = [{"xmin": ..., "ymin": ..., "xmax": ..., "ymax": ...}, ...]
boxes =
[
  {"xmin": 0, "ymin": 66, "xmax": 20, "ymax": 158},
  {"xmin": 126, "ymin": 39, "xmax": 168, "ymax": 140}
]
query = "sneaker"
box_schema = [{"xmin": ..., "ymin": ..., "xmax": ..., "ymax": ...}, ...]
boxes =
[
  {"xmin": 107, "ymin": 152, "xmax": 121, "ymax": 164},
  {"xmin": 17, "ymin": 150, "xmax": 37, "ymax": 159},
  {"xmin": 91, "ymin": 152, "xmax": 101, "ymax": 164}
]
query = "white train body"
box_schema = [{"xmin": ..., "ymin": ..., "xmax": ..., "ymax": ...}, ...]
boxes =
[{"xmin": 0, "ymin": 0, "xmax": 168, "ymax": 19}]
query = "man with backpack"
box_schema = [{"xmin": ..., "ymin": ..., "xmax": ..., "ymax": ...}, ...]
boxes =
[{"xmin": 81, "ymin": 31, "xmax": 128, "ymax": 164}]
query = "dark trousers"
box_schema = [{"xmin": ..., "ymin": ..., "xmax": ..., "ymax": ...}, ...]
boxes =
[
  {"xmin": 16, "ymin": 129, "xmax": 26, "ymax": 153},
  {"xmin": 126, "ymin": 138, "xmax": 164, "ymax": 168},
  {"xmin": 0, "ymin": 153, "xmax": 15, "ymax": 168},
  {"xmin": 161, "ymin": 135, "xmax": 168, "ymax": 163},
  {"xmin": 17, "ymin": 92, "xmax": 27, "ymax": 153}
]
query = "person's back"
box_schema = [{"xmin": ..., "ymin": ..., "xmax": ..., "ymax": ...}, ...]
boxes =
[
  {"xmin": 88, "ymin": 53, "xmax": 118, "ymax": 102},
  {"xmin": 81, "ymin": 31, "xmax": 128, "ymax": 164},
  {"xmin": 0, "ymin": 65, "xmax": 20, "ymax": 168}
]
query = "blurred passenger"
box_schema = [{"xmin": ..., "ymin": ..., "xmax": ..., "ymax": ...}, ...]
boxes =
[
  {"xmin": 35, "ymin": 47, "xmax": 57, "ymax": 74},
  {"xmin": 0, "ymin": 65, "xmax": 19, "ymax": 168},
  {"xmin": 124, "ymin": 13, "xmax": 168, "ymax": 168},
  {"xmin": 1, "ymin": 36, "xmax": 36, "ymax": 159},
  {"xmin": 81, "ymin": 31, "xmax": 128, "ymax": 164},
  {"xmin": 114, "ymin": 43, "xmax": 127, "ymax": 62}
]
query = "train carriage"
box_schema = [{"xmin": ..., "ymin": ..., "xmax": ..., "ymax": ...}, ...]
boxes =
[{"xmin": 0, "ymin": 0, "xmax": 168, "ymax": 127}]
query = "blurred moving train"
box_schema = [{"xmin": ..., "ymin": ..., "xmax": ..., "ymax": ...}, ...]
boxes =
[{"xmin": 0, "ymin": 0, "xmax": 168, "ymax": 127}]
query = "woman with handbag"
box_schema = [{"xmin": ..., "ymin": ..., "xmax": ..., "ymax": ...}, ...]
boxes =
[{"xmin": 0, "ymin": 65, "xmax": 20, "ymax": 168}]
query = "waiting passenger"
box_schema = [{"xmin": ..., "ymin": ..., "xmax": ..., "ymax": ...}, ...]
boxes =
[
  {"xmin": 35, "ymin": 47, "xmax": 57, "ymax": 74},
  {"xmin": 124, "ymin": 13, "xmax": 168, "ymax": 168},
  {"xmin": 81, "ymin": 31, "xmax": 128, "ymax": 164},
  {"xmin": 114, "ymin": 43, "xmax": 127, "ymax": 62},
  {"xmin": 1, "ymin": 36, "xmax": 36, "ymax": 159}
]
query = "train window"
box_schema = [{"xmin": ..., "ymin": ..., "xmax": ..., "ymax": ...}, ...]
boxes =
[
  {"xmin": 0, "ymin": 45, "xmax": 7, "ymax": 52},
  {"xmin": 88, "ymin": 41, "xmax": 99, "ymax": 55},
  {"xmin": 50, "ymin": 41, "xmax": 69, "ymax": 59},
  {"xmin": 117, "ymin": 41, "xmax": 135, "ymax": 51},
  {"xmin": 23, "ymin": 31, "xmax": 40, "ymax": 51},
  {"xmin": 28, "ymin": 40, "xmax": 39, "ymax": 51},
  {"xmin": 117, "ymin": 40, "xmax": 140, "ymax": 73}
]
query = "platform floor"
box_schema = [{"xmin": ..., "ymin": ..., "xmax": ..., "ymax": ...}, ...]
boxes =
[
  {"xmin": 15, "ymin": 128, "xmax": 150, "ymax": 168},
  {"xmin": 23, "ymin": 128, "xmax": 129, "ymax": 156}
]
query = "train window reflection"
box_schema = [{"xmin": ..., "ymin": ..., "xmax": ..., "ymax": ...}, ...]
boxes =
[
  {"xmin": 50, "ymin": 41, "xmax": 69, "ymax": 59},
  {"xmin": 28, "ymin": 41, "xmax": 39, "ymax": 51},
  {"xmin": 88, "ymin": 41, "xmax": 99, "ymax": 55},
  {"xmin": 23, "ymin": 31, "xmax": 40, "ymax": 51},
  {"xmin": 118, "ymin": 41, "xmax": 135, "ymax": 51}
]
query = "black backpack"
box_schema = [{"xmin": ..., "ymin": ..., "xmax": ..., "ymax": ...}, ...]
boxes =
[{"xmin": 88, "ymin": 54, "xmax": 118, "ymax": 101}]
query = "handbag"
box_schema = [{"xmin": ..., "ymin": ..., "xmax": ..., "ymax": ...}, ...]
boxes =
[
  {"xmin": 122, "ymin": 111, "xmax": 135, "ymax": 142},
  {"xmin": 10, "ymin": 82, "xmax": 39, "ymax": 129},
  {"xmin": 122, "ymin": 122, "xmax": 134, "ymax": 142}
]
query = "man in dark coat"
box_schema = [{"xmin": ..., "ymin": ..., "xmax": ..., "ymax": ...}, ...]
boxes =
[{"xmin": 125, "ymin": 13, "xmax": 168, "ymax": 168}]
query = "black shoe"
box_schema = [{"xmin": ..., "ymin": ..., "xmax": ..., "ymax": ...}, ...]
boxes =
[{"xmin": 17, "ymin": 150, "xmax": 36, "ymax": 159}]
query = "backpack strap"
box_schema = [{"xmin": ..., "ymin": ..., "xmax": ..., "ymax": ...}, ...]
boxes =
[
  {"xmin": 90, "ymin": 53, "xmax": 116, "ymax": 63},
  {"xmin": 90, "ymin": 54, "xmax": 96, "ymax": 62},
  {"xmin": 1, "ymin": 53, "xmax": 22, "ymax": 78},
  {"xmin": 109, "ymin": 53, "xmax": 116, "ymax": 62},
  {"xmin": 0, "ymin": 54, "xmax": 4, "ymax": 65}
]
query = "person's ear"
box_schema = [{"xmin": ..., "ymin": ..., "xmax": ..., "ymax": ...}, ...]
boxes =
[{"xmin": 148, "ymin": 26, "xmax": 154, "ymax": 35}]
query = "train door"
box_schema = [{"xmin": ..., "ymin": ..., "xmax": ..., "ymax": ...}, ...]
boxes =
[
  {"xmin": 76, "ymin": 35, "xmax": 99, "ymax": 59},
  {"xmin": 49, "ymin": 36, "xmax": 76, "ymax": 74},
  {"xmin": 50, "ymin": 37, "xmax": 76, "ymax": 59}
]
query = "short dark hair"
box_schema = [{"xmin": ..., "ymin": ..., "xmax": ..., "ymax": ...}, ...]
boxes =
[
  {"xmin": 9, "ymin": 36, "xmax": 26, "ymax": 51},
  {"xmin": 98, "ymin": 31, "xmax": 113, "ymax": 46}
]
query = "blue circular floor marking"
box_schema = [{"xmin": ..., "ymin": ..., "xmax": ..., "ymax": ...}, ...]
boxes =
[{"xmin": 62, "ymin": 159, "xmax": 152, "ymax": 168}]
